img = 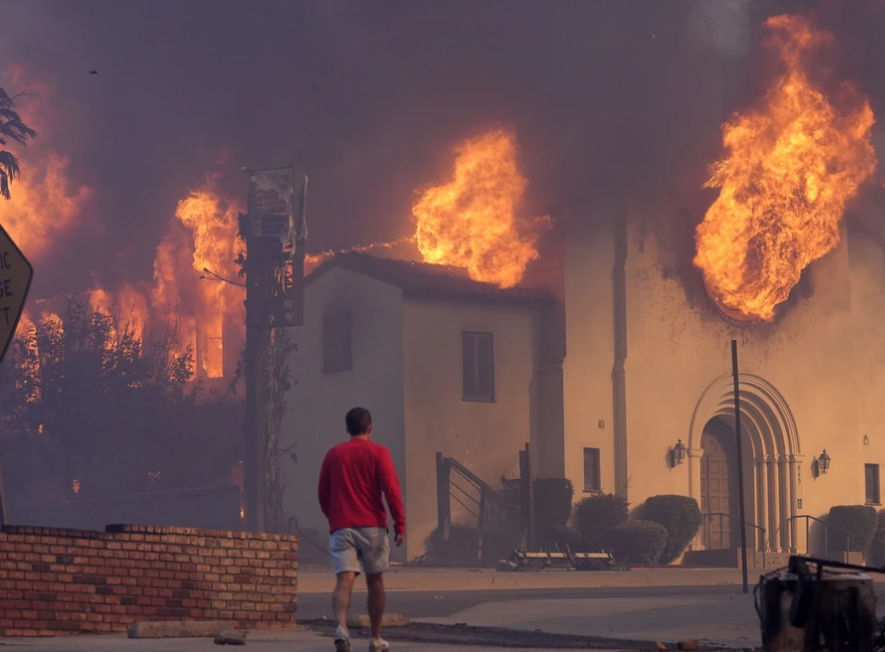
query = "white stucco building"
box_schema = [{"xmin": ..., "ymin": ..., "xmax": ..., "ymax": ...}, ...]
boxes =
[
  {"xmin": 282, "ymin": 188, "xmax": 885, "ymax": 564},
  {"xmin": 281, "ymin": 253, "xmax": 559, "ymax": 560},
  {"xmin": 558, "ymin": 193, "xmax": 885, "ymax": 564}
]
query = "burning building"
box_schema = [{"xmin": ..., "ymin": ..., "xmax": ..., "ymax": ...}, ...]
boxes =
[
  {"xmin": 5, "ymin": 2, "xmax": 885, "ymax": 563},
  {"xmin": 283, "ymin": 11, "xmax": 885, "ymax": 563},
  {"xmin": 560, "ymin": 14, "xmax": 885, "ymax": 564}
]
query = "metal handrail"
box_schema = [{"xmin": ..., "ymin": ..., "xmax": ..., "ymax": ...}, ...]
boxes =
[
  {"xmin": 444, "ymin": 458, "xmax": 508, "ymax": 531},
  {"xmin": 702, "ymin": 512, "xmax": 767, "ymax": 569},
  {"xmin": 791, "ymin": 514, "xmax": 851, "ymax": 558}
]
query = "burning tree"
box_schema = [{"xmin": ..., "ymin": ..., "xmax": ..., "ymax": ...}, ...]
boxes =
[
  {"xmin": 0, "ymin": 87, "xmax": 37, "ymax": 200},
  {"xmin": 0, "ymin": 302, "xmax": 240, "ymax": 507}
]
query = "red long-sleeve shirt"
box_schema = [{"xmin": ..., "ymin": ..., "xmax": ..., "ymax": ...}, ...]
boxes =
[{"xmin": 318, "ymin": 438, "xmax": 405, "ymax": 536}]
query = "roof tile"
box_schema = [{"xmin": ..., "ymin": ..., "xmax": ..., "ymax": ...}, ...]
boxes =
[{"xmin": 306, "ymin": 252, "xmax": 552, "ymax": 304}]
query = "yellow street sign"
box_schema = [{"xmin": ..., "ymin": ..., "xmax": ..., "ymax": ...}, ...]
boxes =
[{"xmin": 0, "ymin": 222, "xmax": 33, "ymax": 365}]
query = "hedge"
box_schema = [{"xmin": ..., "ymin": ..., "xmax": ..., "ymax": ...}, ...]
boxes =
[
  {"xmin": 827, "ymin": 505, "xmax": 878, "ymax": 555},
  {"xmin": 609, "ymin": 520, "xmax": 668, "ymax": 565},
  {"xmin": 537, "ymin": 525, "xmax": 583, "ymax": 551},
  {"xmin": 534, "ymin": 478, "xmax": 575, "ymax": 532},
  {"xmin": 573, "ymin": 493, "xmax": 629, "ymax": 550},
  {"xmin": 869, "ymin": 510, "xmax": 885, "ymax": 566},
  {"xmin": 424, "ymin": 525, "xmax": 520, "ymax": 564},
  {"xmin": 639, "ymin": 495, "xmax": 702, "ymax": 564}
]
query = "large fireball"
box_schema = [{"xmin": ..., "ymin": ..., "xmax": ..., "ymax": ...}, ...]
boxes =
[
  {"xmin": 412, "ymin": 129, "xmax": 548, "ymax": 288},
  {"xmin": 694, "ymin": 15, "xmax": 877, "ymax": 322}
]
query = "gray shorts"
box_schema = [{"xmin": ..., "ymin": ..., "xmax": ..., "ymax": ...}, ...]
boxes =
[{"xmin": 329, "ymin": 527, "xmax": 390, "ymax": 576}]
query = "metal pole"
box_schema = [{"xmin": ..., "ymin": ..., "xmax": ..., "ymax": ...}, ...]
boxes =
[
  {"xmin": 243, "ymin": 193, "xmax": 270, "ymax": 534},
  {"xmin": 525, "ymin": 443, "xmax": 535, "ymax": 551},
  {"xmin": 732, "ymin": 339, "xmax": 749, "ymax": 593}
]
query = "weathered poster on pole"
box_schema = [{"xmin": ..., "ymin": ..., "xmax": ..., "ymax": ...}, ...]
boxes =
[{"xmin": 0, "ymin": 221, "xmax": 33, "ymax": 365}]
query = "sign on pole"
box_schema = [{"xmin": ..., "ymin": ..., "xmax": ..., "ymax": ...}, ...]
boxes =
[
  {"xmin": 0, "ymin": 222, "xmax": 33, "ymax": 365},
  {"xmin": 0, "ymin": 221, "xmax": 31, "ymax": 526}
]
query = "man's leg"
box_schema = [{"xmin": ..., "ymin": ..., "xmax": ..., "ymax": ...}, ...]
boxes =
[
  {"xmin": 365, "ymin": 572, "xmax": 385, "ymax": 641},
  {"xmin": 333, "ymin": 571, "xmax": 357, "ymax": 630},
  {"xmin": 329, "ymin": 530, "xmax": 361, "ymax": 652},
  {"xmin": 355, "ymin": 528, "xmax": 391, "ymax": 650}
]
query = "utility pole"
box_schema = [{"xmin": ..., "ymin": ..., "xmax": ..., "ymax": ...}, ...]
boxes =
[
  {"xmin": 240, "ymin": 167, "xmax": 307, "ymax": 533},
  {"xmin": 731, "ymin": 339, "xmax": 749, "ymax": 594}
]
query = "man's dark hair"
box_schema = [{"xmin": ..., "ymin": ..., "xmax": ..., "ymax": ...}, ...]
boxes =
[{"xmin": 345, "ymin": 407, "xmax": 372, "ymax": 436}]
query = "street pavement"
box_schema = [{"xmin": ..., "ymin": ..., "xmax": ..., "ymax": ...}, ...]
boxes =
[
  {"xmin": 297, "ymin": 565, "xmax": 885, "ymax": 649},
  {"xmin": 296, "ymin": 566, "xmax": 761, "ymax": 648},
  {"xmin": 7, "ymin": 566, "xmax": 885, "ymax": 650},
  {"xmin": 0, "ymin": 627, "xmax": 529, "ymax": 652}
]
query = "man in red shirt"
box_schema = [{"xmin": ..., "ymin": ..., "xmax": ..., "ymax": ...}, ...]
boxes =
[{"xmin": 318, "ymin": 407, "xmax": 405, "ymax": 652}]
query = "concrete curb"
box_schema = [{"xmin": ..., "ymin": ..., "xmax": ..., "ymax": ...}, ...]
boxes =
[
  {"xmin": 297, "ymin": 568, "xmax": 748, "ymax": 594},
  {"xmin": 347, "ymin": 614, "xmax": 411, "ymax": 628}
]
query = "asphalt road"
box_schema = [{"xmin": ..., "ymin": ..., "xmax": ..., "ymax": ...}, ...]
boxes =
[{"xmin": 296, "ymin": 584, "xmax": 751, "ymax": 620}]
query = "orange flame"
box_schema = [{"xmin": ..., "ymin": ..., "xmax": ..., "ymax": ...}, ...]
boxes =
[
  {"xmin": 79, "ymin": 180, "xmax": 242, "ymax": 381},
  {"xmin": 150, "ymin": 179, "xmax": 243, "ymax": 379},
  {"xmin": 88, "ymin": 285, "xmax": 149, "ymax": 343},
  {"xmin": 412, "ymin": 129, "xmax": 548, "ymax": 288},
  {"xmin": 0, "ymin": 66, "xmax": 94, "ymax": 261},
  {"xmin": 694, "ymin": 15, "xmax": 877, "ymax": 322}
]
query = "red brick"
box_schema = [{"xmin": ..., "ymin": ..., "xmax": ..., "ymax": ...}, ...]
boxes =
[{"xmin": 0, "ymin": 526, "xmax": 298, "ymax": 637}]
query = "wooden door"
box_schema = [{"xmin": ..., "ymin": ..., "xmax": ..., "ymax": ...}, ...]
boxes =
[{"xmin": 701, "ymin": 432, "xmax": 732, "ymax": 549}]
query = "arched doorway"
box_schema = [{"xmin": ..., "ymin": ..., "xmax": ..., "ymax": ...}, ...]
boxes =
[
  {"xmin": 700, "ymin": 418, "xmax": 736, "ymax": 550},
  {"xmin": 688, "ymin": 374, "xmax": 804, "ymax": 554}
]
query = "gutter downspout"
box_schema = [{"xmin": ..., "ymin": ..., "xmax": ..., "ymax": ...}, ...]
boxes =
[{"xmin": 612, "ymin": 212, "xmax": 629, "ymax": 498}]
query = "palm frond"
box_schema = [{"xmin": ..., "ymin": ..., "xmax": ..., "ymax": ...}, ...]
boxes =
[
  {"xmin": 0, "ymin": 87, "xmax": 38, "ymax": 146},
  {"xmin": 0, "ymin": 170, "xmax": 10, "ymax": 200},
  {"xmin": 0, "ymin": 151, "xmax": 22, "ymax": 200}
]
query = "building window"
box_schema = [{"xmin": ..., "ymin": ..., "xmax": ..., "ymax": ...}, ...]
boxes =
[
  {"xmin": 323, "ymin": 312, "xmax": 352, "ymax": 374},
  {"xmin": 462, "ymin": 332, "xmax": 494, "ymax": 402},
  {"xmin": 866, "ymin": 464, "xmax": 880, "ymax": 505},
  {"xmin": 583, "ymin": 447, "xmax": 601, "ymax": 493}
]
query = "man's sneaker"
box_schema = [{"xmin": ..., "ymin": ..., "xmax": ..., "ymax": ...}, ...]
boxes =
[
  {"xmin": 334, "ymin": 626, "xmax": 351, "ymax": 652},
  {"xmin": 369, "ymin": 638, "xmax": 391, "ymax": 652}
]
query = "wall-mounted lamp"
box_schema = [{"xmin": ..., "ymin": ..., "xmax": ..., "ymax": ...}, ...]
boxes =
[
  {"xmin": 813, "ymin": 449, "xmax": 832, "ymax": 478},
  {"xmin": 670, "ymin": 439, "xmax": 687, "ymax": 468},
  {"xmin": 819, "ymin": 449, "xmax": 831, "ymax": 475},
  {"xmin": 864, "ymin": 435, "xmax": 870, "ymax": 447}
]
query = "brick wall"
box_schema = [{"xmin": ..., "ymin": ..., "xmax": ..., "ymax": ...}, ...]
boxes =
[{"xmin": 0, "ymin": 524, "xmax": 298, "ymax": 637}]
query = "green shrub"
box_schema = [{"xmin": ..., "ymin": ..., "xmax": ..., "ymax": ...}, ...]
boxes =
[
  {"xmin": 869, "ymin": 510, "xmax": 885, "ymax": 566},
  {"xmin": 609, "ymin": 520, "xmax": 668, "ymax": 565},
  {"xmin": 537, "ymin": 525, "xmax": 582, "ymax": 551},
  {"xmin": 827, "ymin": 505, "xmax": 878, "ymax": 555},
  {"xmin": 534, "ymin": 478, "xmax": 575, "ymax": 532},
  {"xmin": 573, "ymin": 493, "xmax": 629, "ymax": 549},
  {"xmin": 424, "ymin": 524, "xmax": 519, "ymax": 564},
  {"xmin": 639, "ymin": 495, "xmax": 702, "ymax": 564}
]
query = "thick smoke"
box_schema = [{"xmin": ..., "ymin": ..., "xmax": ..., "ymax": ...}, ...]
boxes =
[
  {"xmin": 687, "ymin": 0, "xmax": 751, "ymax": 58},
  {"xmin": 0, "ymin": 0, "xmax": 884, "ymax": 303}
]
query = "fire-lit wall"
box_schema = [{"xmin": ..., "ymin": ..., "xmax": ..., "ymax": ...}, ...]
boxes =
[
  {"xmin": 402, "ymin": 299, "xmax": 542, "ymax": 559},
  {"xmin": 281, "ymin": 267, "xmax": 406, "ymax": 560},
  {"xmin": 561, "ymin": 216, "xmax": 617, "ymax": 494},
  {"xmin": 848, "ymin": 223, "xmax": 885, "ymax": 500},
  {"xmin": 562, "ymin": 204, "xmax": 885, "ymax": 556}
]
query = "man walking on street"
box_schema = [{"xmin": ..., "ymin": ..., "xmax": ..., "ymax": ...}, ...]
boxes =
[{"xmin": 318, "ymin": 407, "xmax": 405, "ymax": 652}]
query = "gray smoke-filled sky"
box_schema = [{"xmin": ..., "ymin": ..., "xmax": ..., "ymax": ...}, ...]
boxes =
[{"xmin": 0, "ymin": 0, "xmax": 883, "ymax": 298}]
